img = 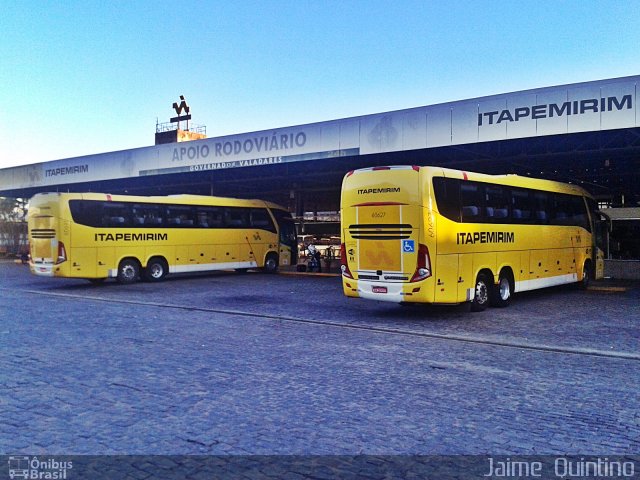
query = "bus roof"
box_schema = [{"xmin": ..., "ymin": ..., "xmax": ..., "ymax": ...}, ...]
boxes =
[
  {"xmin": 29, "ymin": 191, "xmax": 289, "ymax": 209},
  {"xmin": 346, "ymin": 165, "xmax": 592, "ymax": 197}
]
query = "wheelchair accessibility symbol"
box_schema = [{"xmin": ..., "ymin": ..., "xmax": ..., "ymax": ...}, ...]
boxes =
[{"xmin": 402, "ymin": 240, "xmax": 415, "ymax": 253}]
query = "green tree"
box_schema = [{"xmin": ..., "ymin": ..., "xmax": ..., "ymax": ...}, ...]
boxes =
[{"xmin": 0, "ymin": 197, "xmax": 28, "ymax": 255}]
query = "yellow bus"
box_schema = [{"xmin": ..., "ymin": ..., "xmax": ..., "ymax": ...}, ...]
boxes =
[
  {"xmin": 28, "ymin": 192, "xmax": 297, "ymax": 283},
  {"xmin": 340, "ymin": 165, "xmax": 606, "ymax": 311}
]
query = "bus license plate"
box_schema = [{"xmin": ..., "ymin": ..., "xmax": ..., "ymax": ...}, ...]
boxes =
[{"xmin": 372, "ymin": 286, "xmax": 387, "ymax": 294}]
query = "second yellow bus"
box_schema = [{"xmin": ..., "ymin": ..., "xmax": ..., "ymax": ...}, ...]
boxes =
[
  {"xmin": 28, "ymin": 192, "xmax": 297, "ymax": 284},
  {"xmin": 340, "ymin": 166, "xmax": 606, "ymax": 311}
]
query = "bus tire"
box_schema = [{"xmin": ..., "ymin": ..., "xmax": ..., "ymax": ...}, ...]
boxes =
[
  {"xmin": 117, "ymin": 258, "xmax": 140, "ymax": 284},
  {"xmin": 471, "ymin": 273, "xmax": 491, "ymax": 312},
  {"xmin": 491, "ymin": 270, "xmax": 512, "ymax": 308},
  {"xmin": 578, "ymin": 260, "xmax": 592, "ymax": 290},
  {"xmin": 263, "ymin": 253, "xmax": 279, "ymax": 273},
  {"xmin": 145, "ymin": 257, "xmax": 168, "ymax": 282}
]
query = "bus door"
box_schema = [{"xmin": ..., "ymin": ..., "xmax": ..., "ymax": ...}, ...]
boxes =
[
  {"xmin": 271, "ymin": 213, "xmax": 297, "ymax": 266},
  {"xmin": 593, "ymin": 211, "xmax": 610, "ymax": 279},
  {"xmin": 587, "ymin": 198, "xmax": 609, "ymax": 280}
]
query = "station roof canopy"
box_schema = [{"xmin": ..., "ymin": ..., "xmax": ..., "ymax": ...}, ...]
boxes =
[{"xmin": 1, "ymin": 75, "xmax": 639, "ymax": 207}]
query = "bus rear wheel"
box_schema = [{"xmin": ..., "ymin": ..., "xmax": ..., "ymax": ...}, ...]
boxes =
[
  {"xmin": 145, "ymin": 257, "xmax": 168, "ymax": 282},
  {"xmin": 117, "ymin": 258, "xmax": 140, "ymax": 284},
  {"xmin": 471, "ymin": 273, "xmax": 491, "ymax": 312},
  {"xmin": 491, "ymin": 271, "xmax": 512, "ymax": 308}
]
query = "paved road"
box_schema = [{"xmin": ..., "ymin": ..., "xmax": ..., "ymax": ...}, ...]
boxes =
[{"xmin": 1, "ymin": 260, "xmax": 638, "ymax": 456}]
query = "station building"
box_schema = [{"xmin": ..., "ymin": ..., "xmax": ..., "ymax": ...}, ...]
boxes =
[{"xmin": 1, "ymin": 75, "xmax": 639, "ymax": 260}]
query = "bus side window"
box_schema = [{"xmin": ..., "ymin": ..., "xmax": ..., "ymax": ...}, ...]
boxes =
[
  {"xmin": 196, "ymin": 210, "xmax": 209, "ymax": 228},
  {"xmin": 532, "ymin": 192, "xmax": 548, "ymax": 224},
  {"xmin": 250, "ymin": 208, "xmax": 276, "ymax": 233},
  {"xmin": 132, "ymin": 204, "xmax": 163, "ymax": 227},
  {"xmin": 196, "ymin": 206, "xmax": 223, "ymax": 228},
  {"xmin": 485, "ymin": 186, "xmax": 509, "ymax": 223},
  {"xmin": 70, "ymin": 200, "xmax": 103, "ymax": 227},
  {"xmin": 586, "ymin": 197, "xmax": 599, "ymax": 233},
  {"xmin": 570, "ymin": 196, "xmax": 590, "ymax": 230},
  {"xmin": 511, "ymin": 188, "xmax": 532, "ymax": 224},
  {"xmin": 102, "ymin": 202, "xmax": 131, "ymax": 227},
  {"xmin": 550, "ymin": 193, "xmax": 572, "ymax": 226},
  {"xmin": 461, "ymin": 182, "xmax": 484, "ymax": 223},
  {"xmin": 167, "ymin": 205, "xmax": 195, "ymax": 227},
  {"xmin": 432, "ymin": 177, "xmax": 461, "ymax": 222},
  {"xmin": 225, "ymin": 207, "xmax": 250, "ymax": 228}
]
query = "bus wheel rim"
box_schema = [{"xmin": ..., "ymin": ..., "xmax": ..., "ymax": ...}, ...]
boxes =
[
  {"xmin": 150, "ymin": 264, "xmax": 163, "ymax": 278},
  {"xmin": 500, "ymin": 278, "xmax": 510, "ymax": 300},
  {"xmin": 122, "ymin": 265, "xmax": 135, "ymax": 279},
  {"xmin": 476, "ymin": 282, "xmax": 488, "ymax": 304}
]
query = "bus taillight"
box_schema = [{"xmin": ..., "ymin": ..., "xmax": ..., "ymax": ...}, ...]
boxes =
[
  {"xmin": 340, "ymin": 243, "xmax": 353, "ymax": 279},
  {"xmin": 410, "ymin": 243, "xmax": 431, "ymax": 282},
  {"xmin": 56, "ymin": 241, "xmax": 67, "ymax": 264}
]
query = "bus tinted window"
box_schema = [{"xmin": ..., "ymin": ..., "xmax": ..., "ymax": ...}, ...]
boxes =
[
  {"xmin": 70, "ymin": 200, "xmax": 282, "ymax": 231},
  {"xmin": 532, "ymin": 192, "xmax": 549, "ymax": 224},
  {"xmin": 69, "ymin": 200, "xmax": 100, "ymax": 227},
  {"xmin": 569, "ymin": 195, "xmax": 590, "ymax": 231},
  {"xmin": 485, "ymin": 186, "xmax": 509, "ymax": 222},
  {"xmin": 101, "ymin": 202, "xmax": 130, "ymax": 227},
  {"xmin": 432, "ymin": 177, "xmax": 589, "ymax": 229},
  {"xmin": 511, "ymin": 189, "xmax": 532, "ymax": 223},
  {"xmin": 132, "ymin": 204, "xmax": 163, "ymax": 226},
  {"xmin": 460, "ymin": 183, "xmax": 484, "ymax": 223},
  {"xmin": 250, "ymin": 208, "xmax": 276, "ymax": 232},
  {"xmin": 432, "ymin": 177, "xmax": 461, "ymax": 222},
  {"xmin": 225, "ymin": 207, "xmax": 250, "ymax": 228},
  {"xmin": 196, "ymin": 206, "xmax": 224, "ymax": 228},
  {"xmin": 166, "ymin": 206, "xmax": 195, "ymax": 227}
]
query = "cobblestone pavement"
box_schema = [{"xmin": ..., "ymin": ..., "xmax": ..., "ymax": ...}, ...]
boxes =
[{"xmin": 1, "ymin": 260, "xmax": 638, "ymax": 456}]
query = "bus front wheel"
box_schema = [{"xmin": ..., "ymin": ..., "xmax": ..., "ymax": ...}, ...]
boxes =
[
  {"xmin": 579, "ymin": 261, "xmax": 592, "ymax": 290},
  {"xmin": 117, "ymin": 258, "xmax": 140, "ymax": 284},
  {"xmin": 145, "ymin": 257, "xmax": 168, "ymax": 282},
  {"xmin": 263, "ymin": 253, "xmax": 279, "ymax": 273},
  {"xmin": 471, "ymin": 273, "xmax": 491, "ymax": 312}
]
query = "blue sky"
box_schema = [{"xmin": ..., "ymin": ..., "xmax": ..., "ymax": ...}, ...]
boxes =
[{"xmin": 0, "ymin": 0, "xmax": 638, "ymax": 169}]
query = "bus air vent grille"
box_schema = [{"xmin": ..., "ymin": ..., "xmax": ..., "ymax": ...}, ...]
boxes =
[
  {"xmin": 348, "ymin": 224, "xmax": 412, "ymax": 240},
  {"xmin": 30, "ymin": 229, "xmax": 56, "ymax": 239}
]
